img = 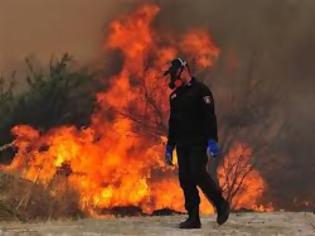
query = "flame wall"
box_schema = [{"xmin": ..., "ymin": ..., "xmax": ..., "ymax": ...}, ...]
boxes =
[
  {"xmin": 1, "ymin": 0, "xmax": 314, "ymax": 212},
  {"xmin": 1, "ymin": 4, "xmax": 274, "ymax": 215}
]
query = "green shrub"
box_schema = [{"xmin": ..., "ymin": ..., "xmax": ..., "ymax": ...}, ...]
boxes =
[{"xmin": 0, "ymin": 54, "xmax": 101, "ymax": 163}]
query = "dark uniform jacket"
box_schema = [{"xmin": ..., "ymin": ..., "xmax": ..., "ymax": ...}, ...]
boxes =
[{"xmin": 167, "ymin": 77, "xmax": 218, "ymax": 147}]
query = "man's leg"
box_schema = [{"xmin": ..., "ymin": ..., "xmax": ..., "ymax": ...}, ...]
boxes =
[
  {"xmin": 177, "ymin": 146, "xmax": 200, "ymax": 212},
  {"xmin": 189, "ymin": 145, "xmax": 230, "ymax": 225},
  {"xmin": 176, "ymin": 146, "xmax": 201, "ymax": 228}
]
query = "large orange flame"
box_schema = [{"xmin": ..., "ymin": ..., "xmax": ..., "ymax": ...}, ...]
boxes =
[
  {"xmin": 217, "ymin": 143, "xmax": 273, "ymax": 212},
  {"xmin": 2, "ymin": 4, "xmax": 272, "ymax": 215}
]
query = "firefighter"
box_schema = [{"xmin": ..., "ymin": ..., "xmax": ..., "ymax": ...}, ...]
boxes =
[{"xmin": 164, "ymin": 58, "xmax": 230, "ymax": 229}]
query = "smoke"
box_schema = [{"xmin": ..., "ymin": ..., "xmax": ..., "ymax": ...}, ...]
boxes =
[
  {"xmin": 1, "ymin": 0, "xmax": 314, "ymax": 209},
  {"xmin": 153, "ymin": 0, "xmax": 315, "ymax": 209},
  {"xmin": 0, "ymin": 0, "xmax": 135, "ymax": 75}
]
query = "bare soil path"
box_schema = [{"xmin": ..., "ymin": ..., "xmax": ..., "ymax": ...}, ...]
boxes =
[{"xmin": 0, "ymin": 212, "xmax": 314, "ymax": 235}]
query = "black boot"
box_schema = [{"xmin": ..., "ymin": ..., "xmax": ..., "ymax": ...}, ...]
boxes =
[
  {"xmin": 216, "ymin": 200, "xmax": 230, "ymax": 225},
  {"xmin": 179, "ymin": 207, "xmax": 201, "ymax": 229}
]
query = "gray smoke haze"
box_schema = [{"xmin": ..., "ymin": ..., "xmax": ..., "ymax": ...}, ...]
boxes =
[
  {"xmin": 0, "ymin": 0, "xmax": 135, "ymax": 74},
  {"xmin": 154, "ymin": 0, "xmax": 315, "ymax": 208},
  {"xmin": 1, "ymin": 0, "xmax": 314, "ymax": 209}
]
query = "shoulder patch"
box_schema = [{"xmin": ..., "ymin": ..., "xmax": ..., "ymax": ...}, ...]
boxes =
[{"xmin": 203, "ymin": 96, "xmax": 212, "ymax": 104}]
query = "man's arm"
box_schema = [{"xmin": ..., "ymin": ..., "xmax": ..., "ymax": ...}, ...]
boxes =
[
  {"xmin": 200, "ymin": 85, "xmax": 218, "ymax": 142},
  {"xmin": 167, "ymin": 98, "xmax": 176, "ymax": 147},
  {"xmin": 165, "ymin": 97, "xmax": 176, "ymax": 165}
]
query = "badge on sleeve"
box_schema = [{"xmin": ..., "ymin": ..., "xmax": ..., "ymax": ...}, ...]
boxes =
[{"xmin": 203, "ymin": 96, "xmax": 212, "ymax": 104}]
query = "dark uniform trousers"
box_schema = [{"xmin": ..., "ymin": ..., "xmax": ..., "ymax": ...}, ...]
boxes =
[{"xmin": 177, "ymin": 144, "xmax": 224, "ymax": 211}]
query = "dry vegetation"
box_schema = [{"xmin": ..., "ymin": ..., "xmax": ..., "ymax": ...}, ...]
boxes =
[
  {"xmin": 0, "ymin": 55, "xmax": 99, "ymax": 221},
  {"xmin": 0, "ymin": 172, "xmax": 83, "ymax": 222}
]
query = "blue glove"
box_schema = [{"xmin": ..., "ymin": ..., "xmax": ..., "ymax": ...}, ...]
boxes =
[
  {"xmin": 207, "ymin": 139, "xmax": 220, "ymax": 158},
  {"xmin": 165, "ymin": 145, "xmax": 174, "ymax": 165}
]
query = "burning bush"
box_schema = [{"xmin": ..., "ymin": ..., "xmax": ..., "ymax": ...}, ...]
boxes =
[{"xmin": 0, "ymin": 54, "xmax": 100, "ymax": 164}]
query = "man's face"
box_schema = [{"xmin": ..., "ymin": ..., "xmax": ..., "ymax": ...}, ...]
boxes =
[{"xmin": 168, "ymin": 67, "xmax": 183, "ymax": 89}]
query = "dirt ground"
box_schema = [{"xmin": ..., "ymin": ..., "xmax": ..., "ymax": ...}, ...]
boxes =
[{"xmin": 0, "ymin": 212, "xmax": 314, "ymax": 236}]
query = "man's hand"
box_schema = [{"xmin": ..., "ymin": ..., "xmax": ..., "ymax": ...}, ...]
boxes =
[
  {"xmin": 165, "ymin": 145, "xmax": 174, "ymax": 165},
  {"xmin": 207, "ymin": 139, "xmax": 220, "ymax": 158}
]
